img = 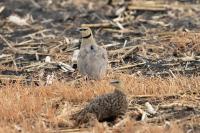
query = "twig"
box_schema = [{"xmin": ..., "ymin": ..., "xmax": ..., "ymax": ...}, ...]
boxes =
[
  {"xmin": 128, "ymin": 2, "xmax": 167, "ymax": 11},
  {"xmin": 22, "ymin": 29, "xmax": 51, "ymax": 38},
  {"xmin": 108, "ymin": 46, "xmax": 134, "ymax": 56},
  {"xmin": 159, "ymin": 102, "xmax": 199, "ymax": 110},
  {"xmin": 48, "ymin": 128, "xmax": 89, "ymax": 133},
  {"xmin": 0, "ymin": 74, "xmax": 25, "ymax": 80},
  {"xmin": 120, "ymin": 46, "xmax": 139, "ymax": 60},
  {"xmin": 114, "ymin": 62, "xmax": 145, "ymax": 70},
  {"xmin": 81, "ymin": 23, "xmax": 111, "ymax": 28},
  {"xmin": 103, "ymin": 28, "xmax": 135, "ymax": 33},
  {"xmin": 129, "ymin": 94, "xmax": 181, "ymax": 99},
  {"xmin": 104, "ymin": 43, "xmax": 121, "ymax": 48},
  {"xmin": 0, "ymin": 34, "xmax": 15, "ymax": 49}
]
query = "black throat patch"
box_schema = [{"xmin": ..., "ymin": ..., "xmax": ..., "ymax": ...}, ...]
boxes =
[{"xmin": 82, "ymin": 33, "xmax": 91, "ymax": 39}]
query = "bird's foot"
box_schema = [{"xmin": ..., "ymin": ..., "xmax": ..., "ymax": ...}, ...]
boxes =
[{"xmin": 83, "ymin": 75, "xmax": 89, "ymax": 81}]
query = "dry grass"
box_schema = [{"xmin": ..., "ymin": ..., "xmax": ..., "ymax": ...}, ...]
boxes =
[
  {"xmin": 0, "ymin": 74, "xmax": 199, "ymax": 132},
  {"xmin": 168, "ymin": 32, "xmax": 200, "ymax": 56},
  {"xmin": 1, "ymin": 0, "xmax": 200, "ymax": 132}
]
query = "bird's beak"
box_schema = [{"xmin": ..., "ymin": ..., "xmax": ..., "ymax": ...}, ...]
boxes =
[
  {"xmin": 110, "ymin": 80, "xmax": 120, "ymax": 84},
  {"xmin": 76, "ymin": 28, "xmax": 81, "ymax": 32}
]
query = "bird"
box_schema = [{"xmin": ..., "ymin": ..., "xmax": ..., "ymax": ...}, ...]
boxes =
[
  {"xmin": 72, "ymin": 80, "xmax": 128, "ymax": 125},
  {"xmin": 77, "ymin": 27, "xmax": 108, "ymax": 80}
]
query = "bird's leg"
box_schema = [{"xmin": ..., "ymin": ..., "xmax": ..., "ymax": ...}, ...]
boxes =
[
  {"xmin": 83, "ymin": 75, "xmax": 88, "ymax": 81},
  {"xmin": 114, "ymin": 115, "xmax": 125, "ymax": 124}
]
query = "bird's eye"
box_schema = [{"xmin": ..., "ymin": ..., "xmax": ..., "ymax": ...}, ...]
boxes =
[
  {"xmin": 79, "ymin": 28, "xmax": 87, "ymax": 31},
  {"xmin": 90, "ymin": 45, "xmax": 94, "ymax": 50}
]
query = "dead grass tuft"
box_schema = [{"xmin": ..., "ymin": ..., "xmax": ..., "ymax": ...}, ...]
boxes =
[{"xmin": 169, "ymin": 32, "xmax": 200, "ymax": 56}]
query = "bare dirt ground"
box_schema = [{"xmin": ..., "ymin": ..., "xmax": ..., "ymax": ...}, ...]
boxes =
[{"xmin": 0, "ymin": 0, "xmax": 200, "ymax": 132}]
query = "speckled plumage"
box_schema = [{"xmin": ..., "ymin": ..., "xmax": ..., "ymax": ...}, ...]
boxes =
[
  {"xmin": 77, "ymin": 27, "xmax": 108, "ymax": 80},
  {"xmin": 73, "ymin": 80, "xmax": 128, "ymax": 125}
]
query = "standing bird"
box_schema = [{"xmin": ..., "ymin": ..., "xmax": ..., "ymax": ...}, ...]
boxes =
[
  {"xmin": 72, "ymin": 80, "xmax": 128, "ymax": 125},
  {"xmin": 77, "ymin": 27, "xmax": 108, "ymax": 80}
]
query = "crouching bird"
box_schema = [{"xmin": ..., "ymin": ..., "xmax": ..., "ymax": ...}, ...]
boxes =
[
  {"xmin": 72, "ymin": 80, "xmax": 128, "ymax": 125},
  {"xmin": 77, "ymin": 27, "xmax": 108, "ymax": 80}
]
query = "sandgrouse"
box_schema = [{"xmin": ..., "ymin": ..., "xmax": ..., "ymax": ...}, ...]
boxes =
[
  {"xmin": 73, "ymin": 80, "xmax": 128, "ymax": 125},
  {"xmin": 77, "ymin": 27, "xmax": 108, "ymax": 80}
]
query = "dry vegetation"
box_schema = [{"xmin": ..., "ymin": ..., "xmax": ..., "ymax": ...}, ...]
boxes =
[
  {"xmin": 0, "ymin": 0, "xmax": 200, "ymax": 132},
  {"xmin": 0, "ymin": 74, "xmax": 199, "ymax": 132}
]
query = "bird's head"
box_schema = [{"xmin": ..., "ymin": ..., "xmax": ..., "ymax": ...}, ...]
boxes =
[
  {"xmin": 78, "ymin": 27, "xmax": 93, "ymax": 39},
  {"xmin": 110, "ymin": 80, "xmax": 123, "ymax": 89}
]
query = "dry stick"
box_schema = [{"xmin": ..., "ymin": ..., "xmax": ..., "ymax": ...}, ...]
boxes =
[
  {"xmin": 0, "ymin": 74, "xmax": 25, "ymax": 80},
  {"xmin": 66, "ymin": 47, "xmax": 79, "ymax": 52},
  {"xmin": 0, "ymin": 34, "xmax": 46, "ymax": 56},
  {"xmin": 21, "ymin": 62, "xmax": 46, "ymax": 70},
  {"xmin": 113, "ymin": 15, "xmax": 134, "ymax": 23},
  {"xmin": 104, "ymin": 43, "xmax": 121, "ymax": 48},
  {"xmin": 22, "ymin": 29, "xmax": 51, "ymax": 38},
  {"xmin": 175, "ymin": 115, "xmax": 200, "ymax": 124},
  {"xmin": 81, "ymin": 23, "xmax": 111, "ymax": 28},
  {"xmin": 120, "ymin": 46, "xmax": 139, "ymax": 60},
  {"xmin": 128, "ymin": 6, "xmax": 166, "ymax": 11},
  {"xmin": 167, "ymin": 3, "xmax": 200, "ymax": 10},
  {"xmin": 109, "ymin": 43, "xmax": 150, "ymax": 56},
  {"xmin": 145, "ymin": 68, "xmax": 200, "ymax": 77},
  {"xmin": 146, "ymin": 104, "xmax": 200, "ymax": 123},
  {"xmin": 179, "ymin": 56, "xmax": 199, "ymax": 62},
  {"xmin": 0, "ymin": 77, "xmax": 38, "ymax": 82},
  {"xmin": 103, "ymin": 28, "xmax": 134, "ymax": 33},
  {"xmin": 48, "ymin": 128, "xmax": 88, "ymax": 133},
  {"xmin": 0, "ymin": 54, "xmax": 12, "ymax": 59},
  {"xmin": 128, "ymin": 2, "xmax": 167, "ymax": 11},
  {"xmin": 16, "ymin": 49, "xmax": 49, "ymax": 55},
  {"xmin": 0, "ymin": 67, "xmax": 22, "ymax": 73},
  {"xmin": 0, "ymin": 5, "xmax": 5, "ymax": 14},
  {"xmin": 114, "ymin": 62, "xmax": 145, "ymax": 70},
  {"xmin": 130, "ymin": 94, "xmax": 178, "ymax": 98},
  {"xmin": 146, "ymin": 105, "xmax": 199, "ymax": 122},
  {"xmin": 161, "ymin": 63, "xmax": 180, "ymax": 66},
  {"xmin": 145, "ymin": 113, "xmax": 171, "ymax": 123},
  {"xmin": 159, "ymin": 102, "xmax": 199, "ymax": 110},
  {"xmin": 115, "ymin": 21, "xmax": 125, "ymax": 30},
  {"xmin": 0, "ymin": 34, "xmax": 16, "ymax": 50},
  {"xmin": 11, "ymin": 56, "xmax": 18, "ymax": 71},
  {"xmin": 169, "ymin": 69, "xmax": 176, "ymax": 78},
  {"xmin": 111, "ymin": 43, "xmax": 147, "ymax": 63},
  {"xmin": 30, "ymin": 0, "xmax": 41, "ymax": 8},
  {"xmin": 138, "ymin": 19, "xmax": 169, "ymax": 27},
  {"xmin": 16, "ymin": 39, "xmax": 34, "ymax": 46},
  {"xmin": 0, "ymin": 57, "xmax": 13, "ymax": 65},
  {"xmin": 108, "ymin": 60, "xmax": 120, "ymax": 63},
  {"xmin": 109, "ymin": 46, "xmax": 136, "ymax": 56}
]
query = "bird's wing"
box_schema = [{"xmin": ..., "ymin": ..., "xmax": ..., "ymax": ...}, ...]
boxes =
[
  {"xmin": 95, "ymin": 47, "xmax": 108, "ymax": 60},
  {"xmin": 78, "ymin": 48, "xmax": 88, "ymax": 59}
]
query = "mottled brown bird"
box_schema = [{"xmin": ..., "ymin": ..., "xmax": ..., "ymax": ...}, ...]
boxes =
[
  {"xmin": 72, "ymin": 80, "xmax": 128, "ymax": 125},
  {"xmin": 77, "ymin": 27, "xmax": 108, "ymax": 80}
]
